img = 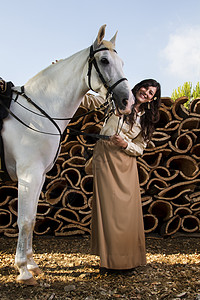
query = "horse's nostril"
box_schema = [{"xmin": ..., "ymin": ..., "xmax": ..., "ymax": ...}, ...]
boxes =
[{"xmin": 122, "ymin": 99, "xmax": 127, "ymax": 107}]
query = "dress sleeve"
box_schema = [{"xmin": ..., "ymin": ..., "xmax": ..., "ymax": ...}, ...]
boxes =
[
  {"xmin": 81, "ymin": 93, "xmax": 106, "ymax": 110},
  {"xmin": 123, "ymin": 132, "xmax": 147, "ymax": 157}
]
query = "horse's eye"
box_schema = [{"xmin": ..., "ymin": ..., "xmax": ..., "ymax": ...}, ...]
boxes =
[{"xmin": 101, "ymin": 58, "xmax": 109, "ymax": 65}]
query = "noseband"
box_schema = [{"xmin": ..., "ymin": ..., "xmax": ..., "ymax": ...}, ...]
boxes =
[{"xmin": 87, "ymin": 45, "xmax": 128, "ymax": 99}]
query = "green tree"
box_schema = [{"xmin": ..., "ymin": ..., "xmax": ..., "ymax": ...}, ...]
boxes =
[
  {"xmin": 171, "ymin": 81, "xmax": 200, "ymax": 109},
  {"xmin": 192, "ymin": 82, "xmax": 200, "ymax": 99},
  {"xmin": 171, "ymin": 81, "xmax": 200, "ymax": 101}
]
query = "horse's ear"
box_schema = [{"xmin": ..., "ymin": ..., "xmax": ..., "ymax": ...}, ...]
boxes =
[
  {"xmin": 110, "ymin": 31, "xmax": 118, "ymax": 48},
  {"xmin": 93, "ymin": 24, "xmax": 106, "ymax": 49}
]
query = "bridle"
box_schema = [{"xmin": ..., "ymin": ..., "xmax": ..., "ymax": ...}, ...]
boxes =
[{"xmin": 87, "ymin": 45, "xmax": 128, "ymax": 99}]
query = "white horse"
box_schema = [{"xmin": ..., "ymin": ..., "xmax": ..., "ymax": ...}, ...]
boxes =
[{"xmin": 1, "ymin": 24, "xmax": 134, "ymax": 285}]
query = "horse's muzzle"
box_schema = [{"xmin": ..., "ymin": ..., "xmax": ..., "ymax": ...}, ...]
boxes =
[{"xmin": 117, "ymin": 94, "xmax": 135, "ymax": 115}]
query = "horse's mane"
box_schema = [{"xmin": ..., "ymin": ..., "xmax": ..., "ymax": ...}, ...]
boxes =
[{"xmin": 25, "ymin": 48, "xmax": 88, "ymax": 85}]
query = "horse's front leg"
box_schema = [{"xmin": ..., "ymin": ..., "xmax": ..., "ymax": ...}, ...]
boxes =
[
  {"xmin": 15, "ymin": 172, "xmax": 45, "ymax": 285},
  {"xmin": 26, "ymin": 176, "xmax": 45, "ymax": 276}
]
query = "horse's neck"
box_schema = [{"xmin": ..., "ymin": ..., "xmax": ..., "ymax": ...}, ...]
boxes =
[{"xmin": 24, "ymin": 48, "xmax": 89, "ymax": 124}]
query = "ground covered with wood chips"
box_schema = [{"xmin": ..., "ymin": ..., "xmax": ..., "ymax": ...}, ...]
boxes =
[{"xmin": 0, "ymin": 235, "xmax": 200, "ymax": 300}]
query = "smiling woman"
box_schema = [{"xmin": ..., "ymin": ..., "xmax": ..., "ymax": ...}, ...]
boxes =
[{"xmin": 81, "ymin": 78, "xmax": 161, "ymax": 274}]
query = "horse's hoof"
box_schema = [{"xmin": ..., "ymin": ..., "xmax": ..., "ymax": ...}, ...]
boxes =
[
  {"xmin": 16, "ymin": 277, "xmax": 38, "ymax": 286},
  {"xmin": 29, "ymin": 267, "xmax": 43, "ymax": 276}
]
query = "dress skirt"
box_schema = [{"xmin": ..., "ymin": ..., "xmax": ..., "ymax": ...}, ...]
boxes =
[{"xmin": 91, "ymin": 139, "xmax": 146, "ymax": 269}]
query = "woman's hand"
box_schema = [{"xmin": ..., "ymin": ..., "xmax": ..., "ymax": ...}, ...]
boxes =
[{"xmin": 110, "ymin": 134, "xmax": 128, "ymax": 149}]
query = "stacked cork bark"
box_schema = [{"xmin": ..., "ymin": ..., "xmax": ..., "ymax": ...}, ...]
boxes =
[
  {"xmin": 0, "ymin": 96, "xmax": 200, "ymax": 237},
  {"xmin": 140, "ymin": 96, "xmax": 200, "ymax": 236}
]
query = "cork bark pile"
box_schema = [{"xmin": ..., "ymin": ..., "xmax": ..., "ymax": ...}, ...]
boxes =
[{"xmin": 0, "ymin": 96, "xmax": 200, "ymax": 237}]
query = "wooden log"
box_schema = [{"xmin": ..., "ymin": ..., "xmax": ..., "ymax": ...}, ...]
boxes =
[
  {"xmin": 69, "ymin": 144, "xmax": 85, "ymax": 158},
  {"xmin": 62, "ymin": 156, "xmax": 86, "ymax": 169},
  {"xmin": 55, "ymin": 224, "xmax": 91, "ymax": 236},
  {"xmin": 183, "ymin": 131, "xmax": 197, "ymax": 144},
  {"xmin": 148, "ymin": 200, "xmax": 173, "ymax": 221},
  {"xmin": 60, "ymin": 140, "xmax": 79, "ymax": 158},
  {"xmin": 174, "ymin": 207, "xmax": 192, "ymax": 217},
  {"xmin": 171, "ymin": 195, "xmax": 191, "ymax": 207},
  {"xmin": 160, "ymin": 97, "xmax": 174, "ymax": 109},
  {"xmin": 0, "ymin": 185, "xmax": 18, "ymax": 206},
  {"xmin": 0, "ymin": 209, "xmax": 12, "ymax": 229},
  {"xmin": 141, "ymin": 196, "xmax": 153, "ymax": 207},
  {"xmin": 80, "ymin": 175, "xmax": 93, "ymax": 195},
  {"xmin": 3, "ymin": 228, "xmax": 18, "ymax": 237},
  {"xmin": 143, "ymin": 214, "xmax": 158, "ymax": 233},
  {"xmin": 137, "ymin": 162, "xmax": 150, "ymax": 187},
  {"xmin": 79, "ymin": 207, "xmax": 91, "ymax": 215},
  {"xmin": 191, "ymin": 143, "xmax": 200, "ymax": 161},
  {"xmin": 158, "ymin": 120, "xmax": 180, "ymax": 134},
  {"xmin": 145, "ymin": 140, "xmax": 169, "ymax": 152},
  {"xmin": 8, "ymin": 197, "xmax": 18, "ymax": 216},
  {"xmin": 80, "ymin": 214, "xmax": 91, "ymax": 227},
  {"xmin": 1, "ymin": 220, "xmax": 18, "ymax": 237},
  {"xmin": 172, "ymin": 96, "xmax": 189, "ymax": 120},
  {"xmin": 151, "ymin": 131, "xmax": 171, "ymax": 148},
  {"xmin": 168, "ymin": 132, "xmax": 193, "ymax": 154},
  {"xmin": 34, "ymin": 217, "xmax": 63, "ymax": 235},
  {"xmin": 62, "ymin": 189, "xmax": 88, "ymax": 210},
  {"xmin": 36, "ymin": 201, "xmax": 52, "ymax": 216},
  {"xmin": 160, "ymin": 215, "xmax": 181, "ymax": 236},
  {"xmin": 181, "ymin": 215, "xmax": 200, "ymax": 233},
  {"xmin": 156, "ymin": 107, "xmax": 172, "ymax": 129},
  {"xmin": 149, "ymin": 166, "xmax": 179, "ymax": 182},
  {"xmin": 166, "ymin": 155, "xmax": 199, "ymax": 180},
  {"xmin": 54, "ymin": 207, "xmax": 80, "ymax": 224},
  {"xmin": 45, "ymin": 178, "xmax": 68, "ymax": 205},
  {"xmin": 45, "ymin": 163, "xmax": 61, "ymax": 181},
  {"xmin": 88, "ymin": 196, "xmax": 93, "ymax": 209},
  {"xmin": 139, "ymin": 149, "xmax": 172, "ymax": 169},
  {"xmin": 156, "ymin": 179, "xmax": 200, "ymax": 201},
  {"xmin": 142, "ymin": 196, "xmax": 153, "ymax": 215},
  {"xmin": 138, "ymin": 152, "xmax": 163, "ymax": 169},
  {"xmin": 140, "ymin": 188, "xmax": 146, "ymax": 196},
  {"xmin": 61, "ymin": 168, "xmax": 81, "ymax": 189},
  {"xmin": 146, "ymin": 178, "xmax": 168, "ymax": 195},
  {"xmin": 189, "ymin": 98, "xmax": 200, "ymax": 114},
  {"xmin": 190, "ymin": 201, "xmax": 200, "ymax": 212},
  {"xmin": 185, "ymin": 191, "xmax": 200, "ymax": 203},
  {"xmin": 194, "ymin": 210, "xmax": 200, "ymax": 219},
  {"xmin": 178, "ymin": 117, "xmax": 200, "ymax": 136}
]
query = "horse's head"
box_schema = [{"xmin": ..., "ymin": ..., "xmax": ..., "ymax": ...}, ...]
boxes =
[{"xmin": 86, "ymin": 24, "xmax": 134, "ymax": 115}]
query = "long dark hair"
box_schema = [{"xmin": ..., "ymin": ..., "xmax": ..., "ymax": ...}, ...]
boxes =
[{"xmin": 126, "ymin": 79, "xmax": 161, "ymax": 141}]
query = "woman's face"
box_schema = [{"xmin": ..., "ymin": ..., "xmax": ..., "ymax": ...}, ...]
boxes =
[{"xmin": 136, "ymin": 85, "xmax": 157, "ymax": 104}]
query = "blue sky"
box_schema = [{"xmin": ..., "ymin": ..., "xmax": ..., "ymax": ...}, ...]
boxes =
[{"xmin": 1, "ymin": 0, "xmax": 200, "ymax": 97}]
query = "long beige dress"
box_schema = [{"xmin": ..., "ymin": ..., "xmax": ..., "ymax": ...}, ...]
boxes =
[{"xmin": 82, "ymin": 94, "xmax": 147, "ymax": 269}]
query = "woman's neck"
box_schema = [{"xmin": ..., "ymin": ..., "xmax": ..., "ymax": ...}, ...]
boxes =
[{"xmin": 134, "ymin": 103, "xmax": 141, "ymax": 113}]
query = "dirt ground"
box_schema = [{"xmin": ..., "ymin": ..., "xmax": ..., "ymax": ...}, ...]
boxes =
[{"xmin": 0, "ymin": 235, "xmax": 200, "ymax": 300}]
